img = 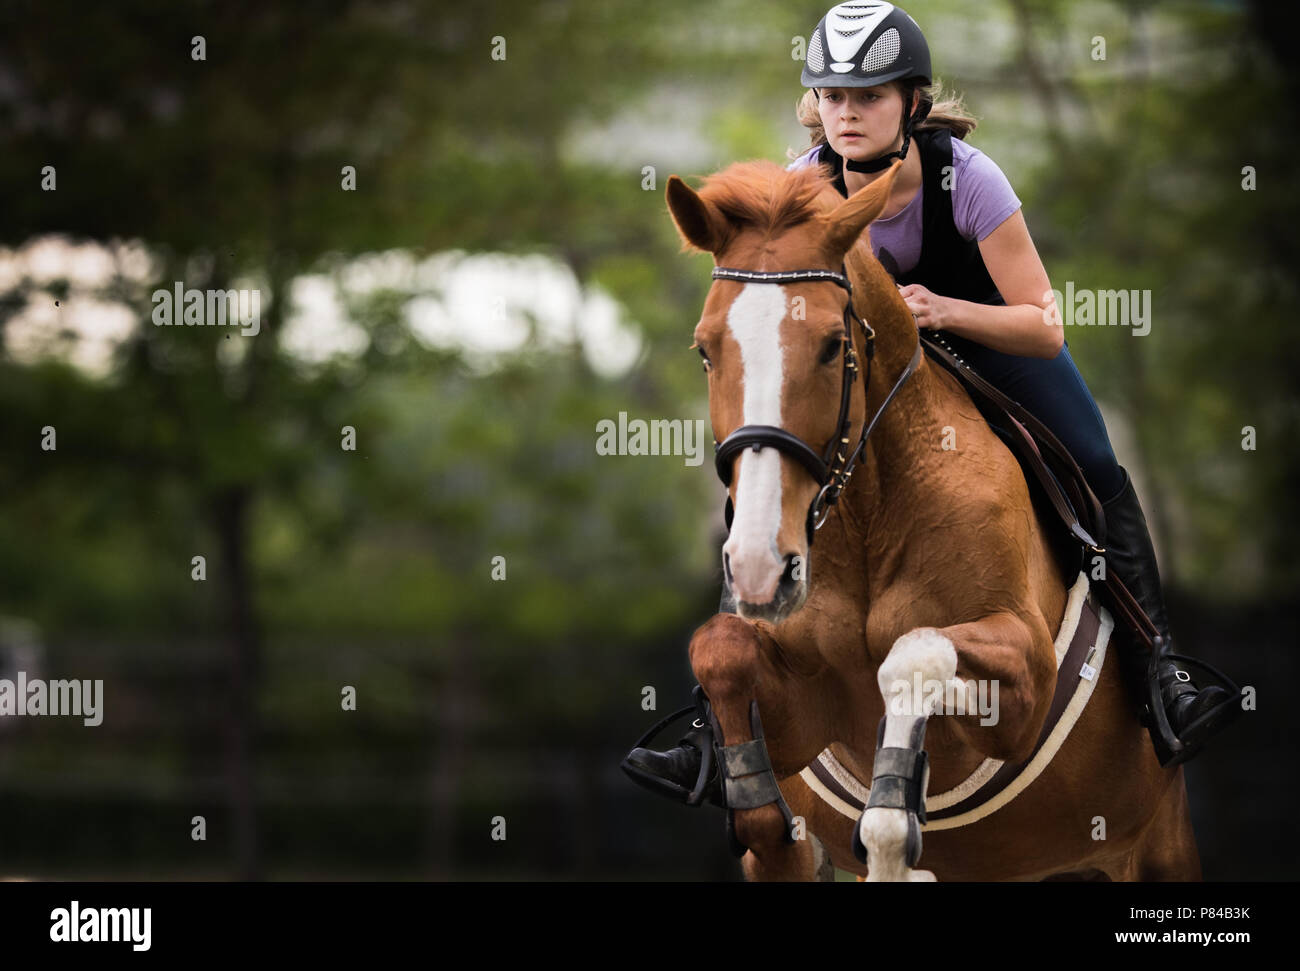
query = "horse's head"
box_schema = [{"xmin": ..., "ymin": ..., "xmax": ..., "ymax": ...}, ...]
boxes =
[{"xmin": 666, "ymin": 158, "xmax": 903, "ymax": 623}]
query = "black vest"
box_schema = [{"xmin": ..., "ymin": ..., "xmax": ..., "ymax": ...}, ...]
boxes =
[{"xmin": 822, "ymin": 128, "xmax": 1005, "ymax": 307}]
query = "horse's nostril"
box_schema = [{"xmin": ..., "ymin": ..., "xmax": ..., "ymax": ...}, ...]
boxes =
[
  {"xmin": 724, "ymin": 551, "xmax": 734, "ymax": 586},
  {"xmin": 780, "ymin": 553, "xmax": 803, "ymax": 589}
]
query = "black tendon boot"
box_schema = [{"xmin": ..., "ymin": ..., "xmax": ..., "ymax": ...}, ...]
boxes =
[
  {"xmin": 619, "ymin": 589, "xmax": 736, "ymax": 806},
  {"xmin": 1103, "ymin": 467, "xmax": 1242, "ymax": 767}
]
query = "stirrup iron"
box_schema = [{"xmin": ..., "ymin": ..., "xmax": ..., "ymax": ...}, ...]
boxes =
[
  {"xmin": 1145, "ymin": 635, "xmax": 1243, "ymax": 768},
  {"xmin": 621, "ymin": 685, "xmax": 718, "ymax": 806}
]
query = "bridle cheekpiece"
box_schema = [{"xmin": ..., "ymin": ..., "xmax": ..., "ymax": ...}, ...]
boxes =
[{"xmin": 709, "ymin": 263, "xmax": 922, "ymax": 545}]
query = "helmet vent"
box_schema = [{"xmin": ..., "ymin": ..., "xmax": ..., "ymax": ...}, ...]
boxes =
[
  {"xmin": 837, "ymin": 2, "xmax": 888, "ymax": 19},
  {"xmin": 860, "ymin": 27, "xmax": 900, "ymax": 73},
  {"xmin": 807, "ymin": 30, "xmax": 825, "ymax": 73}
]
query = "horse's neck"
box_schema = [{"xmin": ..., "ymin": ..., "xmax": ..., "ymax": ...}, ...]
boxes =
[
  {"xmin": 824, "ymin": 255, "xmax": 953, "ymax": 581},
  {"xmin": 834, "ymin": 355, "xmax": 944, "ymax": 540},
  {"xmin": 845, "ymin": 253, "xmax": 944, "ymax": 516}
]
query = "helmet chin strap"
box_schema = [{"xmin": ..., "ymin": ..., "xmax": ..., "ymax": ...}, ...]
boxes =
[{"xmin": 845, "ymin": 126, "xmax": 913, "ymax": 173}]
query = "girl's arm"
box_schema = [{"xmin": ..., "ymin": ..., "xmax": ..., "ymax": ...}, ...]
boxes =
[{"xmin": 898, "ymin": 210, "xmax": 1063, "ymax": 358}]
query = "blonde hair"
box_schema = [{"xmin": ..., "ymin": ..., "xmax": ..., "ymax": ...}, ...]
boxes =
[{"xmin": 788, "ymin": 79, "xmax": 977, "ymax": 160}]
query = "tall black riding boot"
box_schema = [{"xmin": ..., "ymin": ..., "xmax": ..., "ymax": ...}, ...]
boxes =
[
  {"xmin": 1102, "ymin": 467, "xmax": 1242, "ymax": 767},
  {"xmin": 619, "ymin": 589, "xmax": 735, "ymax": 806}
]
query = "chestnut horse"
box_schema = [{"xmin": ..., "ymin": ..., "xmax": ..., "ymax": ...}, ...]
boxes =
[{"xmin": 664, "ymin": 158, "xmax": 1200, "ymax": 880}]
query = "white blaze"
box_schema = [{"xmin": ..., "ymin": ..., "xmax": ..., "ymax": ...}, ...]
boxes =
[{"xmin": 722, "ymin": 283, "xmax": 789, "ymax": 604}]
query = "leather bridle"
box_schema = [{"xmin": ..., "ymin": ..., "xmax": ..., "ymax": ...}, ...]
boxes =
[{"xmin": 710, "ymin": 264, "xmax": 923, "ymax": 545}]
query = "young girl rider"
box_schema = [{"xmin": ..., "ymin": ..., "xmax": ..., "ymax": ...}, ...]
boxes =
[{"xmin": 624, "ymin": 2, "xmax": 1240, "ymax": 804}]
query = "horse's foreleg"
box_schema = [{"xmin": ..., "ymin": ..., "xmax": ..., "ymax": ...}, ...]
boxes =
[
  {"xmin": 921, "ymin": 610, "xmax": 1058, "ymax": 764},
  {"xmin": 1130, "ymin": 769, "xmax": 1202, "ymax": 881},
  {"xmin": 857, "ymin": 627, "xmax": 952, "ymax": 882},
  {"xmin": 857, "ymin": 611, "xmax": 1055, "ymax": 881},
  {"xmin": 689, "ymin": 613, "xmax": 832, "ymax": 881}
]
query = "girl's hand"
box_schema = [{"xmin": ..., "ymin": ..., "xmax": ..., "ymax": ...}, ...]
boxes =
[{"xmin": 897, "ymin": 283, "xmax": 951, "ymax": 332}]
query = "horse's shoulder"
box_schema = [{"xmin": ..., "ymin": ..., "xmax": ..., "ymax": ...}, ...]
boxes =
[{"xmin": 891, "ymin": 474, "xmax": 1040, "ymax": 587}]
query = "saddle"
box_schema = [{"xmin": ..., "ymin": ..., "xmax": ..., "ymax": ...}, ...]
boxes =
[{"xmin": 919, "ymin": 332, "xmax": 1160, "ymax": 653}]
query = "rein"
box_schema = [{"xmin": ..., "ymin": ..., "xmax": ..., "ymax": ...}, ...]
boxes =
[{"xmin": 710, "ymin": 264, "xmax": 923, "ymax": 545}]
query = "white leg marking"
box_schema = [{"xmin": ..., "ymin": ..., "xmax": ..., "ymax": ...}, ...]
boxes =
[{"xmin": 861, "ymin": 627, "xmax": 958, "ymax": 882}]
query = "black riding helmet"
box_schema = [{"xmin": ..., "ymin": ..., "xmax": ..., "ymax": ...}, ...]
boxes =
[{"xmin": 802, "ymin": 1, "xmax": 933, "ymax": 173}]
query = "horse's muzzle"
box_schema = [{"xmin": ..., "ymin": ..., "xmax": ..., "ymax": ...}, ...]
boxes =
[{"xmin": 725, "ymin": 550, "xmax": 807, "ymax": 622}]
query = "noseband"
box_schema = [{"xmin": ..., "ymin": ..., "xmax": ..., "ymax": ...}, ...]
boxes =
[{"xmin": 710, "ymin": 264, "xmax": 923, "ymax": 545}]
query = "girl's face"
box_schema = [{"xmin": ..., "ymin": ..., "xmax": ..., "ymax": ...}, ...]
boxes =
[{"xmin": 817, "ymin": 84, "xmax": 907, "ymax": 161}]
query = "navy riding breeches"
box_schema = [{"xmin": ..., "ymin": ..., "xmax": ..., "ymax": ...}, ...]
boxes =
[{"xmin": 937, "ymin": 334, "xmax": 1126, "ymax": 505}]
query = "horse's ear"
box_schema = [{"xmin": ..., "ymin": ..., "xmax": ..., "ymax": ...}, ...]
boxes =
[
  {"xmin": 821, "ymin": 159, "xmax": 903, "ymax": 261},
  {"xmin": 666, "ymin": 175, "xmax": 731, "ymax": 254}
]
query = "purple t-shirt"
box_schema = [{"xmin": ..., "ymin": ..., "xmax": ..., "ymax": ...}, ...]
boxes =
[{"xmin": 787, "ymin": 137, "xmax": 1021, "ymax": 276}]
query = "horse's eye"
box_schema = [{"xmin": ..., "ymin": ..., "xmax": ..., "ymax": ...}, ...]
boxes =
[
  {"xmin": 696, "ymin": 344, "xmax": 712, "ymax": 372},
  {"xmin": 820, "ymin": 337, "xmax": 844, "ymax": 365}
]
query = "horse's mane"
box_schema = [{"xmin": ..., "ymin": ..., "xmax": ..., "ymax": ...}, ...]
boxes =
[
  {"xmin": 689, "ymin": 159, "xmax": 908, "ymax": 328},
  {"xmin": 691, "ymin": 160, "xmax": 833, "ymax": 246}
]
